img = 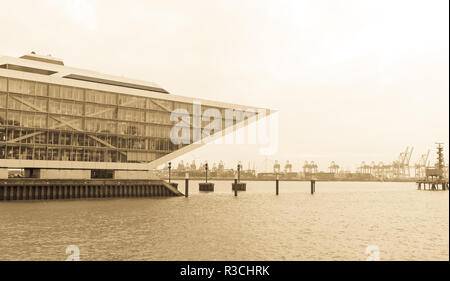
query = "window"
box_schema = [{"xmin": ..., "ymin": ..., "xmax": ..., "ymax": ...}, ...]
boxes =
[
  {"xmin": 0, "ymin": 93, "xmax": 6, "ymax": 108},
  {"xmin": 21, "ymin": 80, "xmax": 35, "ymax": 95},
  {"xmin": 0, "ymin": 77, "xmax": 7, "ymax": 92},
  {"xmin": 0, "ymin": 110, "xmax": 6, "ymax": 125},
  {"xmin": 8, "ymin": 79, "xmax": 22, "ymax": 94},
  {"xmin": 36, "ymin": 83, "xmax": 48, "ymax": 96},
  {"xmin": 49, "ymin": 85, "xmax": 61, "ymax": 99}
]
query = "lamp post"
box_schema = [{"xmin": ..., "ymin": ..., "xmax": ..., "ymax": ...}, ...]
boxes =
[
  {"xmin": 185, "ymin": 172, "xmax": 189, "ymax": 197},
  {"xmin": 276, "ymin": 173, "xmax": 279, "ymax": 195},
  {"xmin": 168, "ymin": 162, "xmax": 172, "ymax": 183},
  {"xmin": 205, "ymin": 162, "xmax": 208, "ymax": 183},
  {"xmin": 237, "ymin": 161, "xmax": 242, "ymax": 182}
]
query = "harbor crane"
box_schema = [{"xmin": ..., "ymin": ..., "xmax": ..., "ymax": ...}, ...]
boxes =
[
  {"xmin": 273, "ymin": 160, "xmax": 281, "ymax": 174},
  {"xmin": 414, "ymin": 150, "xmax": 430, "ymax": 178},
  {"xmin": 284, "ymin": 161, "xmax": 292, "ymax": 173},
  {"xmin": 329, "ymin": 161, "xmax": 340, "ymax": 174},
  {"xmin": 392, "ymin": 147, "xmax": 414, "ymax": 178}
]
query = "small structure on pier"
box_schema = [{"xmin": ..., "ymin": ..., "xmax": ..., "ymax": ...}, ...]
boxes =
[
  {"xmin": 232, "ymin": 162, "xmax": 246, "ymax": 193},
  {"xmin": 417, "ymin": 143, "xmax": 449, "ymax": 191},
  {"xmin": 199, "ymin": 163, "xmax": 214, "ymax": 192}
]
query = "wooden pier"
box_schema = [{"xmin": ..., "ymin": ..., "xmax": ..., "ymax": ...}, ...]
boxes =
[
  {"xmin": 416, "ymin": 179, "xmax": 448, "ymax": 191},
  {"xmin": 416, "ymin": 143, "xmax": 449, "ymax": 191},
  {"xmin": 0, "ymin": 179, "xmax": 183, "ymax": 201}
]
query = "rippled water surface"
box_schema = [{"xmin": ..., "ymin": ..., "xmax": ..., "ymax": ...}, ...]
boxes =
[{"xmin": 0, "ymin": 181, "xmax": 448, "ymax": 260}]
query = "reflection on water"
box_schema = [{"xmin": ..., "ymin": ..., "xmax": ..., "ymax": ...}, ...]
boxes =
[{"xmin": 0, "ymin": 181, "xmax": 448, "ymax": 260}]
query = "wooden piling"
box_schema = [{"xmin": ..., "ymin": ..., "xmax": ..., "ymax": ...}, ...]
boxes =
[
  {"xmin": 311, "ymin": 180, "xmax": 315, "ymax": 194},
  {"xmin": 185, "ymin": 173, "xmax": 189, "ymax": 198},
  {"xmin": 276, "ymin": 175, "xmax": 279, "ymax": 195}
]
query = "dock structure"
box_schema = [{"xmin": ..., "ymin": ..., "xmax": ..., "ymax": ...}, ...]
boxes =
[
  {"xmin": 0, "ymin": 179, "xmax": 182, "ymax": 201},
  {"xmin": 416, "ymin": 143, "xmax": 449, "ymax": 191},
  {"xmin": 199, "ymin": 162, "xmax": 214, "ymax": 192},
  {"xmin": 416, "ymin": 179, "xmax": 448, "ymax": 191}
]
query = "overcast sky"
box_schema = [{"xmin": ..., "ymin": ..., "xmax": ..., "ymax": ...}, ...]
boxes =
[{"xmin": 1, "ymin": 0, "xmax": 448, "ymax": 171}]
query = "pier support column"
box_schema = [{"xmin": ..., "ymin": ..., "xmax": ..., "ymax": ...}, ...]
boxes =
[
  {"xmin": 276, "ymin": 175, "xmax": 279, "ymax": 195},
  {"xmin": 311, "ymin": 180, "xmax": 315, "ymax": 194},
  {"xmin": 185, "ymin": 173, "xmax": 189, "ymax": 198},
  {"xmin": 38, "ymin": 186, "xmax": 43, "ymax": 200},
  {"xmin": 18, "ymin": 186, "xmax": 23, "ymax": 200},
  {"xmin": 5, "ymin": 186, "xmax": 11, "ymax": 200}
]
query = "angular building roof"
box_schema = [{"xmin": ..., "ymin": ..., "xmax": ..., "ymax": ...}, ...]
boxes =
[{"xmin": 1, "ymin": 52, "xmax": 169, "ymax": 94}]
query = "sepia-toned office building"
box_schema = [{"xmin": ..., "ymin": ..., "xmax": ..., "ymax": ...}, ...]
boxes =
[{"xmin": 0, "ymin": 53, "xmax": 265, "ymax": 180}]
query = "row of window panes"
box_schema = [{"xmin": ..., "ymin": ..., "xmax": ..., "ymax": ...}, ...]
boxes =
[
  {"xmin": 0, "ymin": 146, "xmax": 122, "ymax": 162},
  {"xmin": 85, "ymin": 119, "xmax": 117, "ymax": 134},
  {"xmin": 147, "ymin": 111, "xmax": 171, "ymax": 124},
  {"xmin": 0, "ymin": 133, "xmax": 175, "ymax": 152},
  {"xmin": 86, "ymin": 89, "xmax": 117, "ymax": 105},
  {"xmin": 2, "ymin": 78, "xmax": 208, "ymax": 118},
  {"xmin": 110, "ymin": 109, "xmax": 173, "ymax": 125},
  {"xmin": 145, "ymin": 125, "xmax": 171, "ymax": 138},
  {"xmin": 2, "ymin": 77, "xmax": 219, "ymax": 114},
  {"xmin": 0, "ymin": 77, "xmax": 7, "ymax": 92},
  {"xmin": 1, "ymin": 111, "xmax": 172, "ymax": 138},
  {"xmin": 1, "ymin": 112, "xmax": 220, "ymax": 142},
  {"xmin": 7, "ymin": 94, "xmax": 47, "ymax": 111},
  {"xmin": 173, "ymin": 101, "xmax": 192, "ymax": 112},
  {"xmin": 1, "ymin": 129, "xmax": 46, "ymax": 144},
  {"xmin": 4, "ymin": 111, "xmax": 47, "ymax": 128},
  {"xmin": 117, "ymin": 122, "xmax": 145, "ymax": 136},
  {"xmin": 85, "ymin": 103, "xmax": 115, "ymax": 119},
  {"xmin": 118, "ymin": 108, "xmax": 146, "ymax": 122},
  {"xmin": 49, "ymin": 100, "xmax": 83, "ymax": 116},
  {"xmin": 118, "ymin": 94, "xmax": 146, "ymax": 108},
  {"xmin": 0, "ymin": 143, "xmax": 173, "ymax": 161},
  {"xmin": 8, "ymin": 79, "xmax": 48, "ymax": 96},
  {"xmin": 0, "ymin": 93, "xmax": 6, "ymax": 108},
  {"xmin": 49, "ymin": 85, "xmax": 84, "ymax": 101},
  {"xmin": 48, "ymin": 116, "xmax": 83, "ymax": 131},
  {"xmin": 2, "ymin": 92, "xmax": 202, "ymax": 125}
]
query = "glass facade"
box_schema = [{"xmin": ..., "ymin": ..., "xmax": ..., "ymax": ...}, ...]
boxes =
[{"xmin": 0, "ymin": 76, "xmax": 245, "ymax": 164}]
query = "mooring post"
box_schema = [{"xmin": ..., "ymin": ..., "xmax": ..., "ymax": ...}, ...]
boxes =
[
  {"xmin": 311, "ymin": 180, "xmax": 315, "ymax": 194},
  {"xmin": 234, "ymin": 174, "xmax": 238, "ymax": 197},
  {"xmin": 185, "ymin": 172, "xmax": 189, "ymax": 197},
  {"xmin": 276, "ymin": 174, "xmax": 279, "ymax": 195}
]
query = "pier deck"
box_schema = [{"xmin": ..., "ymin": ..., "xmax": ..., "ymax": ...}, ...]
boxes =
[{"xmin": 0, "ymin": 179, "xmax": 183, "ymax": 201}]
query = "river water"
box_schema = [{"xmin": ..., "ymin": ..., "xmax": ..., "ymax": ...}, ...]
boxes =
[{"xmin": 0, "ymin": 181, "xmax": 448, "ymax": 261}]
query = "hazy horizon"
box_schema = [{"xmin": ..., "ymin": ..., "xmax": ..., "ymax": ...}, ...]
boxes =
[{"xmin": 1, "ymin": 0, "xmax": 448, "ymax": 171}]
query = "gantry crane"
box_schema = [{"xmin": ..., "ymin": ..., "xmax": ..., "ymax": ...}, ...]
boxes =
[
  {"xmin": 414, "ymin": 150, "xmax": 430, "ymax": 178},
  {"xmin": 329, "ymin": 161, "xmax": 340, "ymax": 174},
  {"xmin": 284, "ymin": 160, "xmax": 292, "ymax": 173},
  {"xmin": 273, "ymin": 160, "xmax": 281, "ymax": 174}
]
